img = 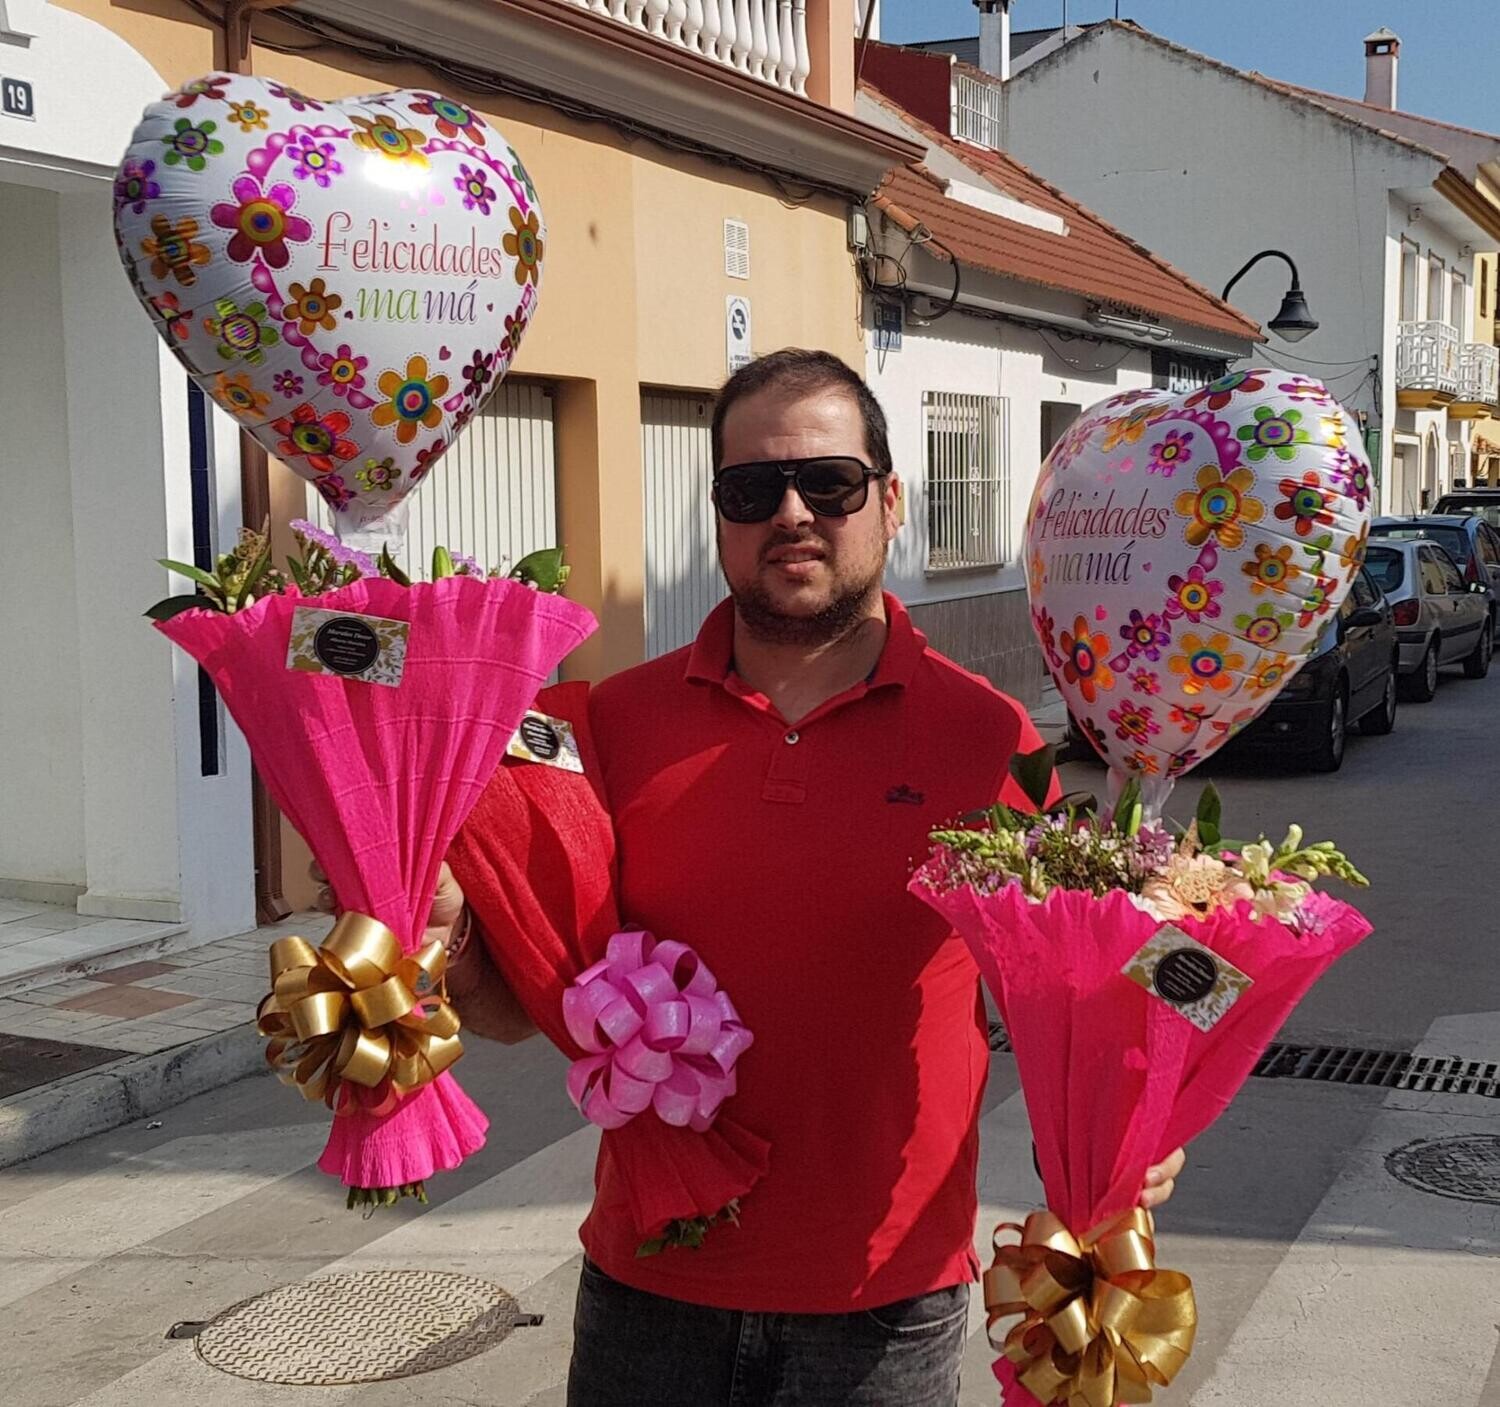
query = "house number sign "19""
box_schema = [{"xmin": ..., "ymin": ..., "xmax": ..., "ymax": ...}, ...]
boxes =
[{"xmin": 2, "ymin": 77, "xmax": 35, "ymax": 120}]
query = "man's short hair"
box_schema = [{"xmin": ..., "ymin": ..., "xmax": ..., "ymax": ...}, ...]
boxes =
[{"xmin": 710, "ymin": 348, "xmax": 893, "ymax": 478}]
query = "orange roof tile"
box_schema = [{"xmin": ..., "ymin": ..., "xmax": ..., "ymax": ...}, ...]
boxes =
[{"xmin": 862, "ymin": 87, "xmax": 1262, "ymax": 343}]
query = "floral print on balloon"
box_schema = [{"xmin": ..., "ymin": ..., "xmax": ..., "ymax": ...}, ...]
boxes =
[
  {"xmin": 1025, "ymin": 371, "xmax": 1373, "ymax": 785},
  {"xmin": 114, "ymin": 72, "xmax": 547, "ymax": 530}
]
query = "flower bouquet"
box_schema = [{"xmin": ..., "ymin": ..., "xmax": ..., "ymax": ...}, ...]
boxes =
[
  {"xmin": 910, "ymin": 752, "xmax": 1372, "ymax": 1406},
  {"xmin": 447, "ymin": 684, "xmax": 768, "ymax": 1254},
  {"xmin": 150, "ymin": 523, "xmax": 595, "ymax": 1207}
]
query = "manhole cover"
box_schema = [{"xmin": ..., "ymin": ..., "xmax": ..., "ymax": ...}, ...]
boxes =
[
  {"xmin": 1385, "ymin": 1134, "xmax": 1500, "ymax": 1205},
  {"xmin": 195, "ymin": 1269, "xmax": 523, "ymax": 1384}
]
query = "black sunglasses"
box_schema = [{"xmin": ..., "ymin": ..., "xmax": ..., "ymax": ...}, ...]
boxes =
[{"xmin": 712, "ymin": 456, "xmax": 889, "ymax": 524}]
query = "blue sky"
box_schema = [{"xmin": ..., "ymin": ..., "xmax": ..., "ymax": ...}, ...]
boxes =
[{"xmin": 881, "ymin": 1, "xmax": 1500, "ymax": 134}]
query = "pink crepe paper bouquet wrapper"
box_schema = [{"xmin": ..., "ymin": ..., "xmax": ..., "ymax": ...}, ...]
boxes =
[
  {"xmin": 563, "ymin": 929, "xmax": 753, "ymax": 1132},
  {"xmin": 909, "ymin": 875, "xmax": 1371, "ymax": 1405},
  {"xmin": 157, "ymin": 574, "xmax": 595, "ymax": 1191}
]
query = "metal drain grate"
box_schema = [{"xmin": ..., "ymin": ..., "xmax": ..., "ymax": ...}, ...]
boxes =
[
  {"xmin": 1252, "ymin": 1043, "xmax": 1500, "ymax": 1097},
  {"xmin": 194, "ymin": 1270, "xmax": 532, "ymax": 1385},
  {"xmin": 987, "ymin": 1026, "xmax": 1500, "ymax": 1098},
  {"xmin": 1385, "ymin": 1135, "xmax": 1500, "ymax": 1204}
]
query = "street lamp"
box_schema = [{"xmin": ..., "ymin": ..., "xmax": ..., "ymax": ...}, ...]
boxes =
[{"xmin": 1222, "ymin": 250, "xmax": 1319, "ymax": 343}]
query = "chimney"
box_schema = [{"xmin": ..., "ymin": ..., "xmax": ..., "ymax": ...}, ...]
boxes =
[
  {"xmin": 1364, "ymin": 27, "xmax": 1400, "ymax": 109},
  {"xmin": 976, "ymin": 0, "xmax": 1011, "ymax": 81}
]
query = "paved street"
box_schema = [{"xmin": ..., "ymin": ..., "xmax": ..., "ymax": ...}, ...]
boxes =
[{"xmin": 4, "ymin": 665, "xmax": 1498, "ymax": 1407}]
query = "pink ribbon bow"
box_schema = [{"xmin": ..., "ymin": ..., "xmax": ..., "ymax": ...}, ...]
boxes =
[{"xmin": 562, "ymin": 930, "xmax": 753, "ymax": 1132}]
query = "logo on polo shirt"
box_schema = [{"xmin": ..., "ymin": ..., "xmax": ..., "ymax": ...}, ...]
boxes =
[{"xmin": 886, "ymin": 784, "xmax": 925, "ymax": 806}]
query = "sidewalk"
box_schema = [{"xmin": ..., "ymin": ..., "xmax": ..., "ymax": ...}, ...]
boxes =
[{"xmin": 0, "ymin": 911, "xmax": 331, "ymax": 1169}]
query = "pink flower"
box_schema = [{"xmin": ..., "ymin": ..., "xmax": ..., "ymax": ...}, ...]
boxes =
[
  {"xmin": 316, "ymin": 343, "xmax": 370, "ymax": 399},
  {"xmin": 210, "ymin": 174, "xmax": 313, "ymax": 269}
]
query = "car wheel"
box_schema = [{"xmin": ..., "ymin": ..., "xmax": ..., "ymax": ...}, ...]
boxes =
[
  {"xmin": 1403, "ymin": 639, "xmax": 1440, "ymax": 702},
  {"xmin": 1307, "ymin": 680, "xmax": 1347, "ymax": 773},
  {"xmin": 1361, "ymin": 660, "xmax": 1398, "ymax": 735},
  {"xmin": 1462, "ymin": 618, "xmax": 1493, "ymax": 679}
]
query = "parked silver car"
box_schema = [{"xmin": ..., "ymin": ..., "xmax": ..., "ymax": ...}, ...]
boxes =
[{"xmin": 1362, "ymin": 540, "xmax": 1492, "ymax": 700}]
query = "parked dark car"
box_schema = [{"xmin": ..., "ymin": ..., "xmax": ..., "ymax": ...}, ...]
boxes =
[
  {"xmin": 1434, "ymin": 487, "xmax": 1500, "ymax": 531},
  {"xmin": 1235, "ymin": 565, "xmax": 1397, "ymax": 772},
  {"xmin": 1363, "ymin": 539, "xmax": 1492, "ymax": 698},
  {"xmin": 1370, "ymin": 514, "xmax": 1500, "ymax": 632}
]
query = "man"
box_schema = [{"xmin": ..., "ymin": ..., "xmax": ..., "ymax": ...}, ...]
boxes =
[{"xmin": 420, "ymin": 350, "xmax": 1184, "ymax": 1405}]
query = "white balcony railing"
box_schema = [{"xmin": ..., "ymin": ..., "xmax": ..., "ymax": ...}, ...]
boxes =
[
  {"xmin": 559, "ymin": 0, "xmax": 811, "ymax": 96},
  {"xmin": 1457, "ymin": 341, "xmax": 1500, "ymax": 407},
  {"xmin": 953, "ymin": 70, "xmax": 1003, "ymax": 149},
  {"xmin": 1396, "ymin": 319, "xmax": 1461, "ymax": 399}
]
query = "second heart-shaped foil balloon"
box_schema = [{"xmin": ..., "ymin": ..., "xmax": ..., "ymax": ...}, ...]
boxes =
[
  {"xmin": 1025, "ymin": 369, "xmax": 1373, "ymax": 791},
  {"xmin": 113, "ymin": 73, "xmax": 543, "ymax": 546}
]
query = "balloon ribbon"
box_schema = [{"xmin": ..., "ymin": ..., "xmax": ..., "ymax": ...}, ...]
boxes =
[
  {"xmin": 985, "ymin": 1208, "xmax": 1196, "ymax": 1406},
  {"xmin": 256, "ymin": 913, "xmax": 462, "ymax": 1116}
]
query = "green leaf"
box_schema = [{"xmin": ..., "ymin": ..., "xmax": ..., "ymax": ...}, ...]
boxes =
[
  {"xmin": 285, "ymin": 554, "xmax": 310, "ymax": 593},
  {"xmin": 379, "ymin": 546, "xmax": 412, "ymax": 587},
  {"xmin": 1009, "ymin": 745, "xmax": 1057, "ymax": 811},
  {"xmin": 1048, "ymin": 790, "xmax": 1098, "ymax": 816},
  {"xmin": 510, "ymin": 546, "xmax": 568, "ymax": 594},
  {"xmin": 159, "ymin": 558, "xmax": 222, "ymax": 594},
  {"xmin": 144, "ymin": 594, "xmax": 213, "ymax": 621},
  {"xmin": 431, "ymin": 545, "xmax": 455, "ymax": 580},
  {"xmin": 1195, "ymin": 782, "xmax": 1222, "ymax": 829},
  {"xmin": 233, "ymin": 542, "xmax": 274, "ymax": 608}
]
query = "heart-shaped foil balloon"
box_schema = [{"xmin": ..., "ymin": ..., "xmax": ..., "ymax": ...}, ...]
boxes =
[
  {"xmin": 113, "ymin": 73, "xmax": 544, "ymax": 548},
  {"xmin": 1024, "ymin": 369, "xmax": 1374, "ymax": 802}
]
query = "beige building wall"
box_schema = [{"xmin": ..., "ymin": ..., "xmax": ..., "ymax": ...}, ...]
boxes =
[
  {"xmin": 63, "ymin": 0, "xmax": 867, "ymax": 907},
  {"xmin": 1472, "ymin": 253, "xmax": 1499, "ymax": 484}
]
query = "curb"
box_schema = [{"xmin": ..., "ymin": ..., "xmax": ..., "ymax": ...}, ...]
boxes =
[{"xmin": 0, "ymin": 1022, "xmax": 266, "ymax": 1169}]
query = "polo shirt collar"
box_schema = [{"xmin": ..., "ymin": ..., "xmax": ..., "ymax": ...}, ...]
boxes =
[{"xmin": 685, "ymin": 591, "xmax": 925, "ymax": 691}]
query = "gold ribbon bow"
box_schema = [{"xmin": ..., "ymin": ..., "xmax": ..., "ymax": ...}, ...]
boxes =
[
  {"xmin": 984, "ymin": 1208, "xmax": 1197, "ymax": 1407},
  {"xmin": 256, "ymin": 912, "xmax": 463, "ymax": 1111}
]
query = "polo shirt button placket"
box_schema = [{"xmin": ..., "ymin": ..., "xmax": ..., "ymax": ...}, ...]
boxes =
[{"xmin": 763, "ymin": 723, "xmax": 809, "ymax": 803}]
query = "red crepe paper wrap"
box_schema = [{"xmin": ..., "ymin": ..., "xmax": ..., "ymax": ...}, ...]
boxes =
[
  {"xmin": 158, "ymin": 576, "xmax": 596, "ymax": 1190},
  {"xmin": 910, "ymin": 877, "xmax": 1371, "ymax": 1404},
  {"xmin": 447, "ymin": 682, "xmax": 770, "ymax": 1238}
]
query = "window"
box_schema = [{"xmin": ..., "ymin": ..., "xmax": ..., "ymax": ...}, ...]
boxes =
[
  {"xmin": 1400, "ymin": 239, "xmax": 1420, "ymax": 321},
  {"xmin": 1427, "ymin": 253, "xmax": 1446, "ymax": 323},
  {"xmin": 1451, "ymin": 272, "xmax": 1467, "ymax": 338},
  {"xmin": 1364, "ymin": 546, "xmax": 1404, "ymax": 593},
  {"xmin": 1351, "ymin": 570, "xmax": 1377, "ymax": 609},
  {"xmin": 1418, "ymin": 548, "xmax": 1448, "ymax": 596},
  {"xmin": 1040, "ymin": 401, "xmax": 1081, "ymax": 461},
  {"xmin": 924, "ymin": 391, "xmax": 1009, "ymax": 571},
  {"xmin": 1435, "ymin": 549, "xmax": 1465, "ymax": 594},
  {"xmin": 1479, "ymin": 525, "xmax": 1500, "ymax": 568}
]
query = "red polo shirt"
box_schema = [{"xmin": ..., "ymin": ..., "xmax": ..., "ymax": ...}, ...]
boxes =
[{"xmin": 580, "ymin": 594, "xmax": 1050, "ymax": 1312}]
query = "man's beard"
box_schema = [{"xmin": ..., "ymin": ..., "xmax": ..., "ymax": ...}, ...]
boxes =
[{"xmin": 723, "ymin": 534, "xmax": 887, "ymax": 647}]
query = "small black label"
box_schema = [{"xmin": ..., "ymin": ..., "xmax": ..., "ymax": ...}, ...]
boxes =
[
  {"xmin": 1152, "ymin": 947, "xmax": 1219, "ymax": 1005},
  {"xmin": 2, "ymin": 78, "xmax": 35, "ymax": 121},
  {"xmin": 519, "ymin": 715, "xmax": 561, "ymax": 759},
  {"xmin": 313, "ymin": 617, "xmax": 380, "ymax": 675}
]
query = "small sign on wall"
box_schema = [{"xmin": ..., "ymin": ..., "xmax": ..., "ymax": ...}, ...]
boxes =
[
  {"xmin": 2, "ymin": 77, "xmax": 35, "ymax": 120},
  {"xmin": 874, "ymin": 300, "xmax": 903, "ymax": 352},
  {"xmin": 726, "ymin": 294, "xmax": 752, "ymax": 376}
]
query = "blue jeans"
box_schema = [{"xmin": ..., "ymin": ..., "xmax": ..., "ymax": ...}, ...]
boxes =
[{"xmin": 566, "ymin": 1258, "xmax": 969, "ymax": 1407}]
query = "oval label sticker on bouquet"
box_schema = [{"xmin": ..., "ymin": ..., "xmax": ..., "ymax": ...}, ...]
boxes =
[
  {"xmin": 1123, "ymin": 926, "xmax": 1252, "ymax": 1032},
  {"xmin": 507, "ymin": 710, "xmax": 584, "ymax": 773},
  {"xmin": 287, "ymin": 606, "xmax": 409, "ymax": 688}
]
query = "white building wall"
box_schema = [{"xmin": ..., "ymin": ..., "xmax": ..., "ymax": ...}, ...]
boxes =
[
  {"xmin": 870, "ymin": 306, "xmax": 1154, "ymax": 606},
  {"xmin": 0, "ymin": 1, "xmax": 254, "ymax": 935},
  {"xmin": 999, "ymin": 27, "xmax": 1450, "ymax": 499},
  {"xmin": 0, "ymin": 186, "xmax": 86, "ymax": 891}
]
